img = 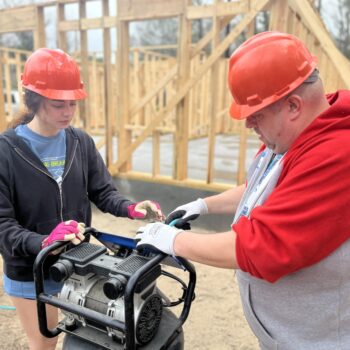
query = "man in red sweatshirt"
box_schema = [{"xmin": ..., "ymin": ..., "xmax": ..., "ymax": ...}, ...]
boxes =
[{"xmin": 136, "ymin": 31, "xmax": 350, "ymax": 349}]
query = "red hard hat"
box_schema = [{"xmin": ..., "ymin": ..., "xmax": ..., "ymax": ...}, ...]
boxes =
[
  {"xmin": 21, "ymin": 48, "xmax": 87, "ymax": 100},
  {"xmin": 228, "ymin": 31, "xmax": 317, "ymax": 120}
]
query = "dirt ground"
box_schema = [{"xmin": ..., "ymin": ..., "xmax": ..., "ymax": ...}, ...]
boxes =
[{"xmin": 0, "ymin": 209, "xmax": 259, "ymax": 350}]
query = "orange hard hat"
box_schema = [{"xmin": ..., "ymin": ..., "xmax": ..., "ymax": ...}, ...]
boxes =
[
  {"xmin": 228, "ymin": 31, "xmax": 317, "ymax": 120},
  {"xmin": 21, "ymin": 48, "xmax": 87, "ymax": 100}
]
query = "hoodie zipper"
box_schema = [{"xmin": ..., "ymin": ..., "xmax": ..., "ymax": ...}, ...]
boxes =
[{"xmin": 13, "ymin": 140, "xmax": 78, "ymax": 221}]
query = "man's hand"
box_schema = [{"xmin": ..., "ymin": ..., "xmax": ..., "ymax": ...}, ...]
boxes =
[
  {"xmin": 41, "ymin": 220, "xmax": 85, "ymax": 254},
  {"xmin": 135, "ymin": 222, "xmax": 183, "ymax": 256},
  {"xmin": 128, "ymin": 200, "xmax": 165, "ymax": 221},
  {"xmin": 165, "ymin": 198, "xmax": 208, "ymax": 229}
]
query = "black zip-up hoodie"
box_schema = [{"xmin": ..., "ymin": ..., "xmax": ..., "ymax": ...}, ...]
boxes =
[{"xmin": 0, "ymin": 126, "xmax": 133, "ymax": 281}]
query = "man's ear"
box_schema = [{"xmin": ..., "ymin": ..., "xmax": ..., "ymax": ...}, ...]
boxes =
[{"xmin": 286, "ymin": 95, "xmax": 302, "ymax": 120}]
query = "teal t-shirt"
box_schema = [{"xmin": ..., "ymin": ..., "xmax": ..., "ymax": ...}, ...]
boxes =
[{"xmin": 15, "ymin": 124, "xmax": 66, "ymax": 183}]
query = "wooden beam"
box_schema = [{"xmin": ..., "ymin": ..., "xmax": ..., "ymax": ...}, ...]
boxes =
[
  {"xmin": 191, "ymin": 16, "xmax": 232, "ymax": 57},
  {"xmin": 237, "ymin": 21, "xmax": 254, "ymax": 185},
  {"xmin": 83, "ymin": 16, "xmax": 116, "ymax": 30},
  {"xmin": 57, "ymin": 0, "xmax": 78, "ymax": 4},
  {"xmin": 207, "ymin": 0, "xmax": 220, "ymax": 184},
  {"xmin": 79, "ymin": 0, "xmax": 90, "ymax": 132},
  {"xmin": 34, "ymin": 6, "xmax": 46, "ymax": 48},
  {"xmin": 118, "ymin": 0, "xmax": 184, "ymax": 21},
  {"xmin": 103, "ymin": 0, "xmax": 114, "ymax": 167},
  {"xmin": 0, "ymin": 52, "xmax": 6, "ymax": 132},
  {"xmin": 269, "ymin": 0, "xmax": 289, "ymax": 32},
  {"xmin": 289, "ymin": 0, "xmax": 350, "ymax": 88},
  {"xmin": 0, "ymin": 6, "xmax": 37, "ymax": 34},
  {"xmin": 187, "ymin": 1, "xmax": 249, "ymax": 20},
  {"xmin": 132, "ymin": 49, "xmax": 141, "ymax": 126},
  {"xmin": 111, "ymin": 0, "xmax": 270, "ymax": 173},
  {"xmin": 113, "ymin": 171, "xmax": 232, "ymax": 192},
  {"xmin": 174, "ymin": 0, "xmax": 191, "ymax": 181},
  {"xmin": 129, "ymin": 65, "xmax": 177, "ymax": 117},
  {"xmin": 57, "ymin": 3, "xmax": 67, "ymax": 51},
  {"xmin": 116, "ymin": 18, "xmax": 132, "ymax": 172},
  {"xmin": 4, "ymin": 52, "xmax": 12, "ymax": 117},
  {"xmin": 152, "ymin": 132, "xmax": 161, "ymax": 177},
  {"xmin": 128, "ymin": 14, "xmax": 233, "ymax": 120},
  {"xmin": 58, "ymin": 20, "xmax": 80, "ymax": 32}
]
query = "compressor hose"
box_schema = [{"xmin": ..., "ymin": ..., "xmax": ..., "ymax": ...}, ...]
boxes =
[{"xmin": 161, "ymin": 269, "xmax": 196, "ymax": 307}]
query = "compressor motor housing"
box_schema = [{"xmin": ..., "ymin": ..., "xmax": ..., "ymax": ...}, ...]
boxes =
[
  {"xmin": 34, "ymin": 232, "xmax": 196, "ymax": 350},
  {"xmin": 51, "ymin": 243, "xmax": 163, "ymax": 345}
]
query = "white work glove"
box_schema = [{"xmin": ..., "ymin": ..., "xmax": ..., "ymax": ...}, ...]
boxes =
[
  {"xmin": 135, "ymin": 222, "xmax": 183, "ymax": 256},
  {"xmin": 164, "ymin": 198, "xmax": 208, "ymax": 229}
]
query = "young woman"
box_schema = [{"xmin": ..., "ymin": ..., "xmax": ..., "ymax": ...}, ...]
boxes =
[{"xmin": 0, "ymin": 48, "xmax": 164, "ymax": 350}]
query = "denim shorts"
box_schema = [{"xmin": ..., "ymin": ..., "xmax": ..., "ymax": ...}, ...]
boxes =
[{"xmin": 3, "ymin": 274, "xmax": 63, "ymax": 300}]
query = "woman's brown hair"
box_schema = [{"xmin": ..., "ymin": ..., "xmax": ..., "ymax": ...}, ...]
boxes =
[{"xmin": 8, "ymin": 89, "xmax": 43, "ymax": 128}]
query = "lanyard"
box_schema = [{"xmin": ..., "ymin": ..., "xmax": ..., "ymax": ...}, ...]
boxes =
[{"xmin": 234, "ymin": 150, "xmax": 285, "ymax": 224}]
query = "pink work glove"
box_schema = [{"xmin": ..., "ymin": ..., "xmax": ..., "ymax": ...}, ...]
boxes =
[
  {"xmin": 127, "ymin": 200, "xmax": 165, "ymax": 221},
  {"xmin": 41, "ymin": 220, "xmax": 85, "ymax": 254}
]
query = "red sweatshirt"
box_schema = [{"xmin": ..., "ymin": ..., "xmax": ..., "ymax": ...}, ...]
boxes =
[{"xmin": 234, "ymin": 90, "xmax": 350, "ymax": 282}]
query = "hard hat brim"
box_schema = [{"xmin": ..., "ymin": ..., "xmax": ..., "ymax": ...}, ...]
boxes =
[{"xmin": 23, "ymin": 84, "xmax": 87, "ymax": 100}]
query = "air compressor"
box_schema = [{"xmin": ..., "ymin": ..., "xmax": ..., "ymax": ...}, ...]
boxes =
[{"xmin": 33, "ymin": 227, "xmax": 196, "ymax": 350}]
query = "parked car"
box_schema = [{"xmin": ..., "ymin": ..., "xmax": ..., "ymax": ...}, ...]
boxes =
[{"xmin": 3, "ymin": 90, "xmax": 20, "ymax": 115}]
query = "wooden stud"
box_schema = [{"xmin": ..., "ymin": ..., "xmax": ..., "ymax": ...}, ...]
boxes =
[
  {"xmin": 133, "ymin": 49, "xmax": 141, "ymax": 126},
  {"xmin": 34, "ymin": 5, "xmax": 46, "ymax": 49},
  {"xmin": 0, "ymin": 0, "xmax": 348, "ymax": 190},
  {"xmin": 152, "ymin": 131, "xmax": 161, "ymax": 177},
  {"xmin": 187, "ymin": 1, "xmax": 249, "ymax": 20},
  {"xmin": 289, "ymin": 0, "xmax": 350, "ymax": 88},
  {"xmin": 207, "ymin": 0, "xmax": 220, "ymax": 184},
  {"xmin": 111, "ymin": 0, "xmax": 271, "ymax": 174},
  {"xmin": 90, "ymin": 53, "xmax": 98, "ymax": 130},
  {"xmin": 4, "ymin": 51, "xmax": 12, "ymax": 117},
  {"xmin": 118, "ymin": 0, "xmax": 183, "ymax": 20},
  {"xmin": 269, "ymin": 0, "xmax": 289, "ymax": 32},
  {"xmin": 116, "ymin": 15, "xmax": 132, "ymax": 173},
  {"xmin": 57, "ymin": 3, "xmax": 67, "ymax": 51},
  {"xmin": 174, "ymin": 0, "xmax": 191, "ymax": 181},
  {"xmin": 103, "ymin": 0, "xmax": 114, "ymax": 167},
  {"xmin": 236, "ymin": 20, "xmax": 254, "ymax": 185},
  {"xmin": 79, "ymin": 0, "xmax": 90, "ymax": 133},
  {"xmin": 0, "ymin": 5, "xmax": 37, "ymax": 34},
  {"xmin": 0, "ymin": 51, "xmax": 6, "ymax": 131}
]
